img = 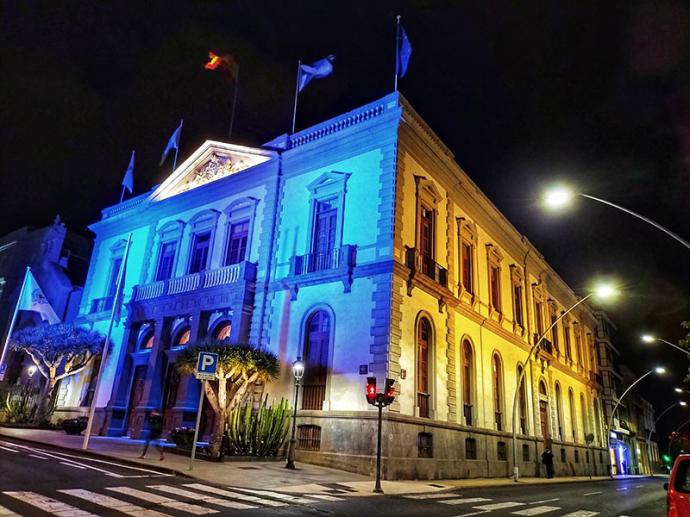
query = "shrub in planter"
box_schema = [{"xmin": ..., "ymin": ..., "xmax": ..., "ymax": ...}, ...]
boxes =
[
  {"xmin": 226, "ymin": 396, "xmax": 290, "ymax": 457},
  {"xmin": 169, "ymin": 426, "xmax": 196, "ymax": 451},
  {"xmin": 61, "ymin": 416, "xmax": 88, "ymax": 435}
]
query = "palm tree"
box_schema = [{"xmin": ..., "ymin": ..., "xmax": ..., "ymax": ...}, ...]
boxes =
[{"xmin": 176, "ymin": 341, "xmax": 279, "ymax": 456}]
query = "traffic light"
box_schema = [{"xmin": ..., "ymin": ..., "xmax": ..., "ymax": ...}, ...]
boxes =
[
  {"xmin": 384, "ymin": 378, "xmax": 395, "ymax": 405},
  {"xmin": 366, "ymin": 377, "xmax": 377, "ymax": 405}
]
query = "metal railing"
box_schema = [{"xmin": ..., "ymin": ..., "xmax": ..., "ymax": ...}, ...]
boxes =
[
  {"xmin": 405, "ymin": 248, "xmax": 448, "ymax": 287},
  {"xmin": 301, "ymin": 385, "xmax": 326, "ymax": 410},
  {"xmin": 291, "ymin": 245, "xmax": 356, "ymax": 276},
  {"xmin": 535, "ymin": 334, "xmax": 554, "ymax": 355},
  {"xmin": 90, "ymin": 296, "xmax": 114, "ymax": 314}
]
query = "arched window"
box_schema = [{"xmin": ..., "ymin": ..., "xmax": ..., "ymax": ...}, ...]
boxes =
[
  {"xmin": 302, "ymin": 311, "xmax": 331, "ymax": 410},
  {"xmin": 139, "ymin": 329, "xmax": 155, "ymax": 351},
  {"xmin": 173, "ymin": 327, "xmax": 190, "ymax": 347},
  {"xmin": 538, "ymin": 380, "xmax": 550, "ymax": 438},
  {"xmin": 462, "ymin": 340, "xmax": 474, "ymax": 426},
  {"xmin": 569, "ymin": 389, "xmax": 577, "ymax": 441},
  {"xmin": 517, "ymin": 365, "xmax": 528, "ymax": 434},
  {"xmin": 417, "ymin": 317, "xmax": 432, "ymax": 418},
  {"xmin": 213, "ymin": 321, "xmax": 231, "ymax": 341},
  {"xmin": 492, "ymin": 354, "xmax": 503, "ymax": 430},
  {"xmin": 555, "ymin": 383, "xmax": 564, "ymax": 440},
  {"xmin": 580, "ymin": 394, "xmax": 588, "ymax": 442}
]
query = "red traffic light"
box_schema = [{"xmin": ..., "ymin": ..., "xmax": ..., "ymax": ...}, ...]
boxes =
[
  {"xmin": 384, "ymin": 378, "xmax": 395, "ymax": 405},
  {"xmin": 366, "ymin": 377, "xmax": 377, "ymax": 405}
]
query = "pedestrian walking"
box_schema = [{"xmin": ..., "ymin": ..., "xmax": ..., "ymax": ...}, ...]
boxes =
[
  {"xmin": 541, "ymin": 447, "xmax": 555, "ymax": 478},
  {"xmin": 139, "ymin": 409, "xmax": 165, "ymax": 460}
]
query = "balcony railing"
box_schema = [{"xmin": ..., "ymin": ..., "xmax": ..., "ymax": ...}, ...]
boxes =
[
  {"xmin": 535, "ymin": 334, "xmax": 553, "ymax": 355},
  {"xmin": 132, "ymin": 262, "xmax": 256, "ymax": 302},
  {"xmin": 405, "ymin": 248, "xmax": 448, "ymax": 287},
  {"xmin": 291, "ymin": 245, "xmax": 356, "ymax": 276},
  {"xmin": 90, "ymin": 296, "xmax": 114, "ymax": 314}
]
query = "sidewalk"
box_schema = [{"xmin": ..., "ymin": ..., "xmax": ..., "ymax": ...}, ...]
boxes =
[{"xmin": 0, "ymin": 427, "xmax": 651, "ymax": 495}]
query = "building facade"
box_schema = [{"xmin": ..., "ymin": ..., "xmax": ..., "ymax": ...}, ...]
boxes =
[{"xmin": 78, "ymin": 93, "xmax": 612, "ymax": 479}]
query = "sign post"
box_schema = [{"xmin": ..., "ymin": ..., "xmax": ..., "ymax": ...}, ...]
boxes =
[{"xmin": 190, "ymin": 352, "xmax": 218, "ymax": 471}]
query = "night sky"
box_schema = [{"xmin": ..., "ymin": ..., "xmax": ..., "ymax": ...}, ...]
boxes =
[{"xmin": 2, "ymin": 2, "xmax": 689, "ymax": 446}]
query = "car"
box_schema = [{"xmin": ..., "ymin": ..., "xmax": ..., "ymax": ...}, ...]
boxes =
[{"xmin": 666, "ymin": 454, "xmax": 690, "ymax": 516}]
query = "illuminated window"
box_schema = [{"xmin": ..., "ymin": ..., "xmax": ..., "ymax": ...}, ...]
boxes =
[
  {"xmin": 462, "ymin": 340, "xmax": 474, "ymax": 425},
  {"xmin": 140, "ymin": 332, "xmax": 154, "ymax": 350},
  {"xmin": 492, "ymin": 354, "xmax": 503, "ymax": 431},
  {"xmin": 417, "ymin": 317, "xmax": 432, "ymax": 418},
  {"xmin": 214, "ymin": 322, "xmax": 231, "ymax": 341},
  {"xmin": 486, "ymin": 245, "xmax": 502, "ymax": 315},
  {"xmin": 174, "ymin": 328, "xmax": 190, "ymax": 347}
]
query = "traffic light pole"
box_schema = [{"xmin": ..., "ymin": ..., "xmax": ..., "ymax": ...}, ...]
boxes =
[{"xmin": 374, "ymin": 400, "xmax": 384, "ymax": 493}]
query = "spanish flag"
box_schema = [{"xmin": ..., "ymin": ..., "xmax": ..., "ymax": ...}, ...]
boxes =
[{"xmin": 205, "ymin": 51, "xmax": 239, "ymax": 81}]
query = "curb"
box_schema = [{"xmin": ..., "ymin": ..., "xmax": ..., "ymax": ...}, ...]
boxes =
[{"xmin": 0, "ymin": 431, "xmax": 191, "ymax": 479}]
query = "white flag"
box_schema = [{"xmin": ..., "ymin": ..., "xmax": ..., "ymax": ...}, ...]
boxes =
[{"xmin": 18, "ymin": 270, "xmax": 60, "ymax": 324}]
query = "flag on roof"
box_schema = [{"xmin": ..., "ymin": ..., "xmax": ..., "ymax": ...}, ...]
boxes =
[
  {"xmin": 17, "ymin": 269, "xmax": 60, "ymax": 324},
  {"xmin": 160, "ymin": 120, "xmax": 183, "ymax": 167},
  {"xmin": 121, "ymin": 150, "xmax": 134, "ymax": 194},
  {"xmin": 397, "ymin": 24, "xmax": 412, "ymax": 78},
  {"xmin": 298, "ymin": 55, "xmax": 335, "ymax": 92},
  {"xmin": 205, "ymin": 51, "xmax": 239, "ymax": 81}
]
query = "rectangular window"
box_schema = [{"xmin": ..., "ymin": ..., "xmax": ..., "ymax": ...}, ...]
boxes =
[
  {"xmin": 497, "ymin": 441, "xmax": 507, "ymax": 461},
  {"xmin": 418, "ymin": 433, "xmax": 433, "ymax": 458},
  {"xmin": 188, "ymin": 231, "xmax": 211, "ymax": 273},
  {"xmin": 564, "ymin": 325, "xmax": 572, "ymax": 359},
  {"xmin": 107, "ymin": 257, "xmax": 123, "ymax": 297},
  {"xmin": 551, "ymin": 313, "xmax": 560, "ymax": 351},
  {"xmin": 535, "ymin": 301, "xmax": 544, "ymax": 335},
  {"xmin": 513, "ymin": 283, "xmax": 523, "ymax": 326},
  {"xmin": 419, "ymin": 207, "xmax": 434, "ymax": 277},
  {"xmin": 310, "ymin": 200, "xmax": 338, "ymax": 271},
  {"xmin": 522, "ymin": 444, "xmax": 530, "ymax": 461},
  {"xmin": 155, "ymin": 242, "xmax": 176, "ymax": 281},
  {"xmin": 465, "ymin": 438, "xmax": 477, "ymax": 460},
  {"xmin": 461, "ymin": 241, "xmax": 473, "ymax": 294},
  {"xmin": 225, "ymin": 220, "xmax": 249, "ymax": 265},
  {"xmin": 490, "ymin": 265, "xmax": 501, "ymax": 311},
  {"xmin": 296, "ymin": 425, "xmax": 321, "ymax": 451}
]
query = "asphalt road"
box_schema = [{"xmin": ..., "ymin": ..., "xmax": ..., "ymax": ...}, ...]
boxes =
[{"xmin": 0, "ymin": 437, "xmax": 667, "ymax": 516}]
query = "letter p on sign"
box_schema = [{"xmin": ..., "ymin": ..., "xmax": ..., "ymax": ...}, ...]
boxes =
[{"xmin": 195, "ymin": 352, "xmax": 218, "ymax": 380}]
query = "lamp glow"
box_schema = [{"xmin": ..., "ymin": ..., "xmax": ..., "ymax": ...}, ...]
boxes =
[
  {"xmin": 593, "ymin": 283, "xmax": 618, "ymax": 300},
  {"xmin": 26, "ymin": 365, "xmax": 37, "ymax": 378},
  {"xmin": 292, "ymin": 358, "xmax": 305, "ymax": 381},
  {"xmin": 641, "ymin": 334, "xmax": 656, "ymax": 344},
  {"xmin": 543, "ymin": 186, "xmax": 575, "ymax": 210},
  {"xmin": 681, "ymin": 401, "xmax": 688, "ymax": 407},
  {"xmin": 676, "ymin": 388, "xmax": 684, "ymax": 393},
  {"xmin": 655, "ymin": 367, "xmax": 667, "ymax": 374}
]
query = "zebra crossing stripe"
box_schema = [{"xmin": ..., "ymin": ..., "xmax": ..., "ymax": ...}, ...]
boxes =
[
  {"xmin": 28, "ymin": 454, "xmax": 47, "ymax": 460},
  {"xmin": 106, "ymin": 487, "xmax": 218, "ymax": 515},
  {"xmin": 560, "ymin": 512, "xmax": 599, "ymax": 517},
  {"xmin": 0, "ymin": 503, "xmax": 19, "ymax": 516},
  {"xmin": 182, "ymin": 484, "xmax": 288, "ymax": 507},
  {"xmin": 404, "ymin": 493, "xmax": 458, "ymax": 499},
  {"xmin": 512, "ymin": 506, "xmax": 561, "ymax": 515},
  {"xmin": 0, "ymin": 446, "xmax": 18, "ymax": 453},
  {"xmin": 302, "ymin": 494, "xmax": 344, "ymax": 502},
  {"xmin": 61, "ymin": 461, "xmax": 87, "ymax": 469},
  {"xmin": 147, "ymin": 485, "xmax": 256, "ymax": 510},
  {"xmin": 474, "ymin": 501, "xmax": 526, "ymax": 510},
  {"xmin": 59, "ymin": 489, "xmax": 170, "ymax": 517},
  {"xmin": 2, "ymin": 491, "xmax": 98, "ymax": 516},
  {"xmin": 441, "ymin": 497, "xmax": 492, "ymax": 505},
  {"xmin": 228, "ymin": 487, "xmax": 317, "ymax": 504}
]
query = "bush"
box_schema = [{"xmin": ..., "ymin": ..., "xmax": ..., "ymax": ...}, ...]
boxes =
[
  {"xmin": 169, "ymin": 426, "xmax": 196, "ymax": 450},
  {"xmin": 1, "ymin": 385, "xmax": 41, "ymax": 424},
  {"xmin": 226, "ymin": 397, "xmax": 290, "ymax": 457}
]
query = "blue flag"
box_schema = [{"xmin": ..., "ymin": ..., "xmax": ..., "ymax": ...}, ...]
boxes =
[
  {"xmin": 121, "ymin": 150, "xmax": 134, "ymax": 194},
  {"xmin": 298, "ymin": 55, "xmax": 335, "ymax": 92},
  {"xmin": 160, "ymin": 120, "xmax": 183, "ymax": 166},
  {"xmin": 397, "ymin": 25, "xmax": 412, "ymax": 78}
]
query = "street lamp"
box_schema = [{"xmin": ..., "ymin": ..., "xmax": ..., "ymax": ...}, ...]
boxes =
[
  {"xmin": 647, "ymin": 399, "xmax": 687, "ymax": 444},
  {"xmin": 286, "ymin": 357, "xmax": 305, "ymax": 470},
  {"xmin": 606, "ymin": 366, "xmax": 666, "ymax": 476},
  {"xmin": 641, "ymin": 334, "xmax": 690, "ymax": 357},
  {"xmin": 542, "ymin": 186, "xmax": 690, "ymax": 250},
  {"xmin": 26, "ymin": 365, "xmax": 37, "ymax": 378},
  {"xmin": 510, "ymin": 282, "xmax": 618, "ymax": 481}
]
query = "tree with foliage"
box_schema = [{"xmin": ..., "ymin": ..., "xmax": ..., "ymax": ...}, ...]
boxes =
[
  {"xmin": 176, "ymin": 341, "xmax": 279, "ymax": 457},
  {"xmin": 10, "ymin": 323, "xmax": 104, "ymax": 422}
]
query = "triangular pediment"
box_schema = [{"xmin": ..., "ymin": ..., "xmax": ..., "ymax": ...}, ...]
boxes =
[{"xmin": 152, "ymin": 141, "xmax": 276, "ymax": 200}]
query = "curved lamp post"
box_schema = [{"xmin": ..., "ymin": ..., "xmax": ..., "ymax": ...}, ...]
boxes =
[
  {"xmin": 641, "ymin": 334, "xmax": 690, "ymax": 357},
  {"xmin": 543, "ymin": 187, "xmax": 690, "ymax": 250},
  {"xmin": 510, "ymin": 283, "xmax": 618, "ymax": 481},
  {"xmin": 606, "ymin": 366, "xmax": 666, "ymax": 477},
  {"xmin": 666, "ymin": 418, "xmax": 690, "ymax": 457},
  {"xmin": 648, "ymin": 401, "xmax": 687, "ymax": 444},
  {"xmin": 286, "ymin": 357, "xmax": 305, "ymax": 470}
]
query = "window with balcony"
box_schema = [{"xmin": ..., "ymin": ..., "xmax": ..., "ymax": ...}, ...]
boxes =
[
  {"xmin": 155, "ymin": 241, "xmax": 177, "ymax": 281},
  {"xmin": 108, "ymin": 256, "xmax": 123, "ymax": 298},
  {"xmin": 462, "ymin": 339, "xmax": 474, "ymax": 426},
  {"xmin": 534, "ymin": 300, "xmax": 544, "ymax": 336},
  {"xmin": 459, "ymin": 225, "xmax": 475, "ymax": 295},
  {"xmin": 311, "ymin": 199, "xmax": 338, "ymax": 271},
  {"xmin": 550, "ymin": 307, "xmax": 560, "ymax": 354},
  {"xmin": 188, "ymin": 231, "xmax": 211, "ymax": 274},
  {"xmin": 510, "ymin": 266, "xmax": 524, "ymax": 330},
  {"xmin": 417, "ymin": 317, "xmax": 432, "ymax": 418},
  {"xmin": 487, "ymin": 245, "xmax": 502, "ymax": 315},
  {"xmin": 225, "ymin": 220, "xmax": 249, "ymax": 266},
  {"xmin": 564, "ymin": 321, "xmax": 572, "ymax": 361},
  {"xmin": 419, "ymin": 206, "xmax": 435, "ymax": 275},
  {"xmin": 185, "ymin": 209, "xmax": 220, "ymax": 275}
]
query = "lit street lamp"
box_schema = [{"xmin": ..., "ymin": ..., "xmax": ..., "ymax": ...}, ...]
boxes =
[
  {"xmin": 510, "ymin": 282, "xmax": 619, "ymax": 481},
  {"xmin": 606, "ymin": 366, "xmax": 666, "ymax": 476},
  {"xmin": 542, "ymin": 186, "xmax": 690, "ymax": 250},
  {"xmin": 641, "ymin": 334, "xmax": 690, "ymax": 357},
  {"xmin": 286, "ymin": 357, "xmax": 305, "ymax": 470}
]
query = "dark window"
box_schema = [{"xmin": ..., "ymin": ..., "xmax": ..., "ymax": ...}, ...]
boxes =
[
  {"xmin": 140, "ymin": 332, "xmax": 154, "ymax": 351},
  {"xmin": 564, "ymin": 324, "xmax": 572, "ymax": 360},
  {"xmin": 417, "ymin": 318, "xmax": 431, "ymax": 418},
  {"xmin": 189, "ymin": 231, "xmax": 211, "ymax": 273},
  {"xmin": 155, "ymin": 241, "xmax": 176, "ymax": 281},
  {"xmin": 296, "ymin": 425, "xmax": 321, "ymax": 451},
  {"xmin": 518, "ymin": 366, "xmax": 527, "ymax": 434},
  {"xmin": 497, "ymin": 441, "xmax": 507, "ymax": 461},
  {"xmin": 302, "ymin": 311, "xmax": 330, "ymax": 410},
  {"xmin": 522, "ymin": 444, "xmax": 530, "ymax": 461},
  {"xmin": 535, "ymin": 301, "xmax": 544, "ymax": 335},
  {"xmin": 574, "ymin": 450, "xmax": 580, "ymax": 463},
  {"xmin": 513, "ymin": 284, "xmax": 523, "ymax": 326},
  {"xmin": 490, "ymin": 265, "xmax": 501, "ymax": 311},
  {"xmin": 225, "ymin": 220, "xmax": 249, "ymax": 265},
  {"xmin": 418, "ymin": 432, "xmax": 433, "ymax": 458},
  {"xmin": 420, "ymin": 207, "xmax": 434, "ymax": 261},
  {"xmin": 586, "ymin": 450, "xmax": 590, "ymax": 463},
  {"xmin": 462, "ymin": 341, "xmax": 473, "ymax": 425},
  {"xmin": 599, "ymin": 452, "xmax": 603, "ymax": 464},
  {"xmin": 312, "ymin": 200, "xmax": 337, "ymax": 254},
  {"xmin": 465, "ymin": 438, "xmax": 477, "ymax": 460},
  {"xmin": 108, "ymin": 257, "xmax": 123, "ymax": 297},
  {"xmin": 461, "ymin": 241, "xmax": 473, "ymax": 294},
  {"xmin": 560, "ymin": 448, "xmax": 566, "ymax": 462},
  {"xmin": 551, "ymin": 313, "xmax": 560, "ymax": 352}
]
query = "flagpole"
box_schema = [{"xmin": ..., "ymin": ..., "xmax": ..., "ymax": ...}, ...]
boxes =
[
  {"xmin": 291, "ymin": 60, "xmax": 301, "ymax": 134},
  {"xmin": 119, "ymin": 185, "xmax": 126, "ymax": 204},
  {"xmin": 82, "ymin": 234, "xmax": 133, "ymax": 451},
  {"xmin": 173, "ymin": 120, "xmax": 183, "ymax": 172},
  {"xmin": 395, "ymin": 15, "xmax": 401, "ymax": 92},
  {"xmin": 0, "ymin": 267, "xmax": 31, "ymax": 381},
  {"xmin": 228, "ymin": 69, "xmax": 239, "ymax": 140}
]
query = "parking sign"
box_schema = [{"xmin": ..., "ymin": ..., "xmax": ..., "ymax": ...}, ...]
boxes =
[{"xmin": 195, "ymin": 352, "xmax": 218, "ymax": 381}]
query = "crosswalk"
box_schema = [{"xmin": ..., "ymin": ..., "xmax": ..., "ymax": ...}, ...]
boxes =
[
  {"xmin": 404, "ymin": 492, "xmax": 602, "ymax": 516},
  {"xmin": 0, "ymin": 481, "xmax": 345, "ymax": 516}
]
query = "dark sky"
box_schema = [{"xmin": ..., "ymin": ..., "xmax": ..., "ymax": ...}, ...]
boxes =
[{"xmin": 2, "ymin": 1, "xmax": 689, "ymax": 444}]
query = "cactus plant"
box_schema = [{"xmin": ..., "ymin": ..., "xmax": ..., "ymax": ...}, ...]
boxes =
[{"xmin": 226, "ymin": 396, "xmax": 290, "ymax": 457}]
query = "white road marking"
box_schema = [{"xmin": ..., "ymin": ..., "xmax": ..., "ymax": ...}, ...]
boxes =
[
  {"xmin": 615, "ymin": 487, "xmax": 627, "ymax": 491},
  {"xmin": 442, "ymin": 498, "xmax": 492, "ymax": 505},
  {"xmin": 0, "ymin": 446, "xmax": 18, "ymax": 453},
  {"xmin": 107, "ymin": 487, "xmax": 218, "ymax": 514},
  {"xmin": 182, "ymin": 484, "xmax": 287, "ymax": 507},
  {"xmin": 560, "ymin": 512, "xmax": 600, "ymax": 517},
  {"xmin": 305, "ymin": 494, "xmax": 345, "ymax": 501},
  {"xmin": 583, "ymin": 491, "xmax": 602, "ymax": 496},
  {"xmin": 59, "ymin": 489, "xmax": 170, "ymax": 516},
  {"xmin": 512, "ymin": 506, "xmax": 561, "ymax": 515},
  {"xmin": 229, "ymin": 487, "xmax": 318, "ymax": 504},
  {"xmin": 2, "ymin": 491, "xmax": 97, "ymax": 516},
  {"xmin": 147, "ymin": 485, "xmax": 256, "ymax": 510},
  {"xmin": 0, "ymin": 503, "xmax": 19, "ymax": 516},
  {"xmin": 635, "ymin": 485, "xmax": 643, "ymax": 488},
  {"xmin": 529, "ymin": 498, "xmax": 559, "ymax": 504},
  {"xmin": 60, "ymin": 461, "xmax": 87, "ymax": 469},
  {"xmin": 451, "ymin": 510, "xmax": 491, "ymax": 517},
  {"xmin": 28, "ymin": 454, "xmax": 47, "ymax": 460},
  {"xmin": 405, "ymin": 492, "xmax": 458, "ymax": 499},
  {"xmin": 474, "ymin": 501, "xmax": 526, "ymax": 511}
]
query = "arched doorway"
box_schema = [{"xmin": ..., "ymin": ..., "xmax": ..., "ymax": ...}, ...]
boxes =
[
  {"xmin": 301, "ymin": 311, "xmax": 330, "ymax": 410},
  {"xmin": 417, "ymin": 318, "xmax": 432, "ymax": 418}
]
